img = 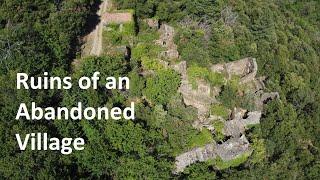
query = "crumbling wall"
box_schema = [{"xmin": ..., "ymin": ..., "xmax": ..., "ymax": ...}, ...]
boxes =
[
  {"xmin": 174, "ymin": 135, "xmax": 252, "ymax": 173},
  {"xmin": 156, "ymin": 24, "xmax": 179, "ymax": 59},
  {"xmin": 171, "ymin": 61, "xmax": 219, "ymax": 130},
  {"xmin": 210, "ymin": 57, "xmax": 257, "ymax": 83},
  {"xmin": 175, "ymin": 143, "xmax": 216, "ymax": 173}
]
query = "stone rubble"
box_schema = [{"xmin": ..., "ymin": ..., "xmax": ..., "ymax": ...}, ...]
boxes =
[
  {"xmin": 173, "ymin": 56, "xmax": 277, "ymax": 173},
  {"xmin": 145, "ymin": 23, "xmax": 279, "ymax": 173}
]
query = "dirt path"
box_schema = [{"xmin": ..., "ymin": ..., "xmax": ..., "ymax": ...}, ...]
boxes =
[
  {"xmin": 83, "ymin": 0, "xmax": 109, "ymax": 56},
  {"xmin": 90, "ymin": 0, "xmax": 109, "ymax": 56}
]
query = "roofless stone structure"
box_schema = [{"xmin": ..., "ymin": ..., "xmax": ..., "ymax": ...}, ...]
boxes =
[{"xmin": 102, "ymin": 12, "xmax": 133, "ymax": 25}]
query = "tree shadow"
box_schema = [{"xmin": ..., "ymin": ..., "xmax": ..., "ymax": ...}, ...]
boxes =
[{"xmin": 82, "ymin": 0, "xmax": 102, "ymax": 37}]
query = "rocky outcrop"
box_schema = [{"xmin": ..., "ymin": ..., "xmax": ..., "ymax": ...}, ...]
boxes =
[
  {"xmin": 173, "ymin": 56, "xmax": 278, "ymax": 173},
  {"xmin": 179, "ymin": 80, "xmax": 214, "ymax": 119},
  {"xmin": 156, "ymin": 24, "xmax": 179, "ymax": 59},
  {"xmin": 171, "ymin": 61, "xmax": 219, "ymax": 129},
  {"xmin": 211, "ymin": 57, "xmax": 257, "ymax": 84},
  {"xmin": 215, "ymin": 135, "xmax": 251, "ymax": 161},
  {"xmin": 151, "ymin": 25, "xmax": 278, "ymax": 173},
  {"xmin": 175, "ymin": 143, "xmax": 217, "ymax": 173},
  {"xmin": 174, "ymin": 135, "xmax": 251, "ymax": 173},
  {"xmin": 223, "ymin": 108, "xmax": 261, "ymax": 137}
]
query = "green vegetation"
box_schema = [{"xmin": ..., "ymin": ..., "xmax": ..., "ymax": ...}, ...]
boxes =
[
  {"xmin": 217, "ymin": 76, "xmax": 253, "ymax": 110},
  {"xmin": 144, "ymin": 69, "xmax": 180, "ymax": 105},
  {"xmin": 188, "ymin": 129, "xmax": 213, "ymax": 149},
  {"xmin": 211, "ymin": 104, "xmax": 229, "ymax": 119},
  {"xmin": 141, "ymin": 56, "xmax": 164, "ymax": 71},
  {"xmin": 103, "ymin": 22, "xmax": 135, "ymax": 46},
  {"xmin": 175, "ymin": 27, "xmax": 211, "ymax": 66},
  {"xmin": 210, "ymin": 152, "xmax": 251, "ymax": 170},
  {"xmin": 217, "ymin": 83, "xmax": 238, "ymax": 109},
  {"xmin": 1, "ymin": 0, "xmax": 319, "ymax": 179},
  {"xmin": 187, "ymin": 65, "xmax": 224, "ymax": 88},
  {"xmin": 212, "ymin": 120, "xmax": 225, "ymax": 141}
]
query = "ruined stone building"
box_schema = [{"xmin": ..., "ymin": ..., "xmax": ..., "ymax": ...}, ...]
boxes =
[
  {"xmin": 102, "ymin": 12, "xmax": 133, "ymax": 25},
  {"xmin": 173, "ymin": 57, "xmax": 278, "ymax": 173},
  {"xmin": 156, "ymin": 24, "xmax": 179, "ymax": 59},
  {"xmin": 144, "ymin": 23, "xmax": 279, "ymax": 173}
]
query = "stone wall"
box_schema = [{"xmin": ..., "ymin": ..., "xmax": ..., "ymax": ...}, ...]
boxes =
[
  {"xmin": 174, "ymin": 135, "xmax": 251, "ymax": 173},
  {"xmin": 156, "ymin": 24, "xmax": 179, "ymax": 59},
  {"xmin": 210, "ymin": 57, "xmax": 258, "ymax": 83}
]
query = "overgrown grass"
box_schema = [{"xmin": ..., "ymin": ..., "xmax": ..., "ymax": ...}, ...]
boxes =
[
  {"xmin": 211, "ymin": 104, "xmax": 229, "ymax": 119},
  {"xmin": 212, "ymin": 120, "xmax": 225, "ymax": 141},
  {"xmin": 188, "ymin": 129, "xmax": 214, "ymax": 149},
  {"xmin": 132, "ymin": 43, "xmax": 163, "ymax": 60},
  {"xmin": 141, "ymin": 57, "xmax": 164, "ymax": 71},
  {"xmin": 103, "ymin": 22, "xmax": 135, "ymax": 46},
  {"xmin": 187, "ymin": 65, "xmax": 225, "ymax": 89},
  {"xmin": 209, "ymin": 152, "xmax": 251, "ymax": 170}
]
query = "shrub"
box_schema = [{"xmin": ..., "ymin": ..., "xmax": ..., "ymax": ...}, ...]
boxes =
[
  {"xmin": 188, "ymin": 129, "xmax": 214, "ymax": 149},
  {"xmin": 212, "ymin": 120, "xmax": 225, "ymax": 141},
  {"xmin": 141, "ymin": 57, "xmax": 164, "ymax": 71},
  {"xmin": 210, "ymin": 152, "xmax": 251, "ymax": 170},
  {"xmin": 144, "ymin": 69, "xmax": 180, "ymax": 105},
  {"xmin": 187, "ymin": 65, "xmax": 224, "ymax": 88},
  {"xmin": 211, "ymin": 105, "xmax": 229, "ymax": 119}
]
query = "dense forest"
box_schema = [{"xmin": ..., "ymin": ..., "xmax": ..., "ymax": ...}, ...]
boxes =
[{"xmin": 0, "ymin": 0, "xmax": 320, "ymax": 179}]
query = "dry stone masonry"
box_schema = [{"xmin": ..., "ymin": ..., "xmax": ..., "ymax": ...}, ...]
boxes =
[
  {"xmin": 173, "ymin": 56, "xmax": 278, "ymax": 173},
  {"xmin": 147, "ymin": 23, "xmax": 279, "ymax": 173},
  {"xmin": 156, "ymin": 24, "xmax": 179, "ymax": 59}
]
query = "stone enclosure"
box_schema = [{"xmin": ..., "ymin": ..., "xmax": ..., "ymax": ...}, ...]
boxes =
[{"xmin": 144, "ymin": 22, "xmax": 280, "ymax": 173}]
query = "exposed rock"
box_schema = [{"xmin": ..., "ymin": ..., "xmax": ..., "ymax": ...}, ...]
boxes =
[
  {"xmin": 171, "ymin": 61, "xmax": 187, "ymax": 78},
  {"xmin": 180, "ymin": 80, "xmax": 212, "ymax": 108},
  {"xmin": 153, "ymin": 26, "xmax": 277, "ymax": 173},
  {"xmin": 260, "ymin": 92, "xmax": 280, "ymax": 103},
  {"xmin": 172, "ymin": 56, "xmax": 278, "ymax": 173},
  {"xmin": 223, "ymin": 108, "xmax": 261, "ymax": 137},
  {"xmin": 230, "ymin": 108, "xmax": 247, "ymax": 120},
  {"xmin": 215, "ymin": 135, "xmax": 251, "ymax": 161},
  {"xmin": 175, "ymin": 143, "xmax": 216, "ymax": 173},
  {"xmin": 254, "ymin": 90, "xmax": 280, "ymax": 110},
  {"xmin": 156, "ymin": 24, "xmax": 179, "ymax": 59},
  {"xmin": 242, "ymin": 111, "xmax": 261, "ymax": 126},
  {"xmin": 179, "ymin": 78, "xmax": 214, "ymax": 124},
  {"xmin": 171, "ymin": 61, "xmax": 217, "ymax": 128},
  {"xmin": 174, "ymin": 135, "xmax": 251, "ymax": 173},
  {"xmin": 144, "ymin": 18, "xmax": 159, "ymax": 29},
  {"xmin": 211, "ymin": 57, "xmax": 257, "ymax": 84}
]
